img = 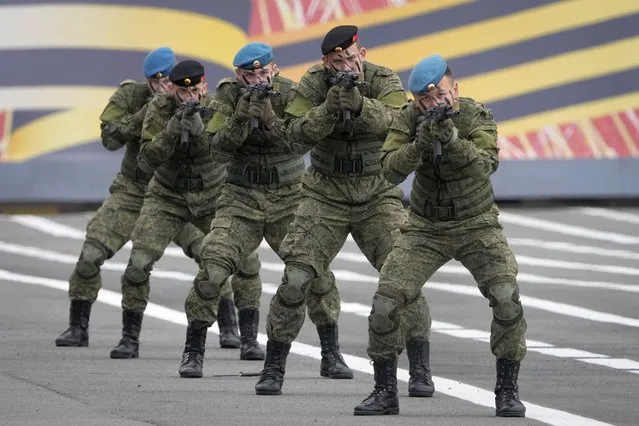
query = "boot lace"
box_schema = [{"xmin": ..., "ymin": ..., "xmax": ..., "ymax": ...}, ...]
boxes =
[{"xmin": 259, "ymin": 367, "xmax": 280, "ymax": 381}]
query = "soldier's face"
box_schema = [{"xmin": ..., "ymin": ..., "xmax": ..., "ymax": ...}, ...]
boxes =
[
  {"xmin": 322, "ymin": 44, "xmax": 366, "ymax": 75},
  {"xmin": 148, "ymin": 76, "xmax": 171, "ymax": 93},
  {"xmin": 236, "ymin": 63, "xmax": 278, "ymax": 86},
  {"xmin": 173, "ymin": 82, "xmax": 208, "ymax": 103},
  {"xmin": 413, "ymin": 76, "xmax": 459, "ymax": 112}
]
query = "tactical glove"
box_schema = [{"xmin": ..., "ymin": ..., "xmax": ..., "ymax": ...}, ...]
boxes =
[
  {"xmin": 234, "ymin": 92, "xmax": 251, "ymax": 122},
  {"xmin": 126, "ymin": 104, "xmax": 149, "ymax": 130},
  {"xmin": 167, "ymin": 114, "xmax": 183, "ymax": 136},
  {"xmin": 414, "ymin": 121, "xmax": 433, "ymax": 152},
  {"xmin": 181, "ymin": 112, "xmax": 205, "ymax": 137},
  {"xmin": 248, "ymin": 97, "xmax": 278, "ymax": 128},
  {"xmin": 325, "ymin": 86, "xmax": 341, "ymax": 114},
  {"xmin": 339, "ymin": 86, "xmax": 363, "ymax": 113},
  {"xmin": 432, "ymin": 118, "xmax": 458, "ymax": 146}
]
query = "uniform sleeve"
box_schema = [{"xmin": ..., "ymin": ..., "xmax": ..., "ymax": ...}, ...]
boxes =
[
  {"xmin": 99, "ymin": 84, "xmax": 148, "ymax": 151},
  {"xmin": 206, "ymin": 82, "xmax": 251, "ymax": 161},
  {"xmin": 206, "ymin": 95, "xmax": 249, "ymax": 163},
  {"xmin": 137, "ymin": 96, "xmax": 177, "ymax": 173},
  {"xmin": 285, "ymin": 75, "xmax": 336, "ymax": 154},
  {"xmin": 443, "ymin": 105, "xmax": 499, "ymax": 179},
  {"xmin": 355, "ymin": 71, "xmax": 407, "ymax": 137},
  {"xmin": 380, "ymin": 105, "xmax": 422, "ymax": 184}
]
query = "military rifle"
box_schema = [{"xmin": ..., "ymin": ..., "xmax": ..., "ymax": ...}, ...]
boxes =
[
  {"xmin": 246, "ymin": 82, "xmax": 280, "ymax": 131},
  {"xmin": 179, "ymin": 99, "xmax": 203, "ymax": 149},
  {"xmin": 420, "ymin": 103, "xmax": 461, "ymax": 163},
  {"xmin": 328, "ymin": 71, "xmax": 367, "ymax": 137}
]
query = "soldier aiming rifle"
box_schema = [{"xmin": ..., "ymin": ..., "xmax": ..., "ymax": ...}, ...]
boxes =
[
  {"xmin": 180, "ymin": 99, "xmax": 204, "ymax": 148},
  {"xmin": 244, "ymin": 82, "xmax": 280, "ymax": 130},
  {"xmin": 419, "ymin": 102, "xmax": 461, "ymax": 163},
  {"xmin": 328, "ymin": 70, "xmax": 367, "ymax": 136}
]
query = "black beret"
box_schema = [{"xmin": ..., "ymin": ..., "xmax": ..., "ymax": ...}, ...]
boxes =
[
  {"xmin": 321, "ymin": 25, "xmax": 359, "ymax": 55},
  {"xmin": 169, "ymin": 60, "xmax": 205, "ymax": 87}
]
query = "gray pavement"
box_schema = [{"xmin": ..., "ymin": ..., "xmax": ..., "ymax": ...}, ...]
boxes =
[{"xmin": 0, "ymin": 206, "xmax": 638, "ymax": 425}]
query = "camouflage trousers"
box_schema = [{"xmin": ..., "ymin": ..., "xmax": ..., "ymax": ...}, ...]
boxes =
[
  {"xmin": 121, "ymin": 178, "xmax": 252, "ymax": 312},
  {"xmin": 368, "ymin": 205, "xmax": 527, "ymax": 362},
  {"xmin": 266, "ymin": 171, "xmax": 430, "ymax": 345},
  {"xmin": 189, "ymin": 182, "xmax": 339, "ymax": 327},
  {"xmin": 68, "ymin": 173, "xmax": 204, "ymax": 303}
]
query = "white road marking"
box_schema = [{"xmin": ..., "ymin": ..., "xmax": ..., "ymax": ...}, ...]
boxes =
[
  {"xmin": 3, "ymin": 240, "xmax": 639, "ymax": 328},
  {"xmin": 507, "ymin": 238, "xmax": 639, "ymax": 261},
  {"xmin": 337, "ymin": 250, "xmax": 639, "ymax": 282},
  {"xmin": 0, "ymin": 268, "xmax": 616, "ymax": 426},
  {"xmin": 1, "ymin": 240, "xmax": 638, "ymax": 375},
  {"xmin": 10, "ymin": 215, "xmax": 86, "ymax": 239},
  {"xmin": 577, "ymin": 207, "xmax": 639, "ymax": 225},
  {"xmin": 8, "ymin": 216, "xmax": 639, "ymax": 293},
  {"xmin": 498, "ymin": 211, "xmax": 639, "ymax": 245}
]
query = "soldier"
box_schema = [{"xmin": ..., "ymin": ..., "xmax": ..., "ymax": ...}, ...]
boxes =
[
  {"xmin": 108, "ymin": 59, "xmax": 262, "ymax": 360},
  {"xmin": 185, "ymin": 42, "xmax": 351, "ymax": 378},
  {"xmin": 53, "ymin": 48, "xmax": 241, "ymax": 350},
  {"xmin": 255, "ymin": 25, "xmax": 433, "ymax": 397},
  {"xmin": 354, "ymin": 54, "xmax": 527, "ymax": 417}
]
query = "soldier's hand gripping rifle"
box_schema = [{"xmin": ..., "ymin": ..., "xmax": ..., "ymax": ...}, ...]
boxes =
[
  {"xmin": 246, "ymin": 82, "xmax": 280, "ymax": 131},
  {"xmin": 180, "ymin": 99, "xmax": 202, "ymax": 149},
  {"xmin": 421, "ymin": 103, "xmax": 461, "ymax": 163},
  {"xmin": 328, "ymin": 71, "xmax": 367, "ymax": 132}
]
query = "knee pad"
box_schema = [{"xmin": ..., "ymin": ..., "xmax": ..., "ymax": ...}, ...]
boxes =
[
  {"xmin": 489, "ymin": 282, "xmax": 522, "ymax": 324},
  {"xmin": 277, "ymin": 263, "xmax": 315, "ymax": 307},
  {"xmin": 75, "ymin": 239, "xmax": 110, "ymax": 279},
  {"xmin": 194, "ymin": 263, "xmax": 231, "ymax": 300},
  {"xmin": 238, "ymin": 251, "xmax": 261, "ymax": 278},
  {"xmin": 124, "ymin": 249, "xmax": 156, "ymax": 285},
  {"xmin": 309, "ymin": 272, "xmax": 335, "ymax": 296},
  {"xmin": 369, "ymin": 293, "xmax": 401, "ymax": 335}
]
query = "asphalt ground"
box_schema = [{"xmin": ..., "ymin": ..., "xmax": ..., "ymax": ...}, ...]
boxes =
[{"xmin": 0, "ymin": 205, "xmax": 638, "ymax": 426}]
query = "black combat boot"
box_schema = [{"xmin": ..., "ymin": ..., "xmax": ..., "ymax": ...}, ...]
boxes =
[
  {"xmin": 109, "ymin": 310, "xmax": 143, "ymax": 359},
  {"xmin": 238, "ymin": 308, "xmax": 265, "ymax": 360},
  {"xmin": 179, "ymin": 322, "xmax": 208, "ymax": 378},
  {"xmin": 353, "ymin": 357, "xmax": 399, "ymax": 416},
  {"xmin": 495, "ymin": 358, "xmax": 526, "ymax": 417},
  {"xmin": 255, "ymin": 340, "xmax": 291, "ymax": 395},
  {"xmin": 317, "ymin": 323, "xmax": 353, "ymax": 379},
  {"xmin": 217, "ymin": 296, "xmax": 241, "ymax": 348},
  {"xmin": 406, "ymin": 339, "xmax": 435, "ymax": 397},
  {"xmin": 55, "ymin": 300, "xmax": 92, "ymax": 347}
]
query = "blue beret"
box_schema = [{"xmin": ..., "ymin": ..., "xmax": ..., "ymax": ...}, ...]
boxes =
[
  {"xmin": 408, "ymin": 54, "xmax": 448, "ymax": 94},
  {"xmin": 143, "ymin": 47, "xmax": 176, "ymax": 79},
  {"xmin": 233, "ymin": 42, "xmax": 274, "ymax": 70}
]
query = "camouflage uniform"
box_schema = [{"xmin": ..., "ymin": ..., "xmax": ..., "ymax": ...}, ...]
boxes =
[
  {"xmin": 108, "ymin": 91, "xmax": 261, "ymax": 359},
  {"xmin": 255, "ymin": 61, "xmax": 432, "ymax": 396},
  {"xmin": 355, "ymin": 97, "xmax": 527, "ymax": 416},
  {"xmin": 54, "ymin": 79, "xmax": 204, "ymax": 348},
  {"xmin": 194, "ymin": 74, "xmax": 351, "ymax": 376}
]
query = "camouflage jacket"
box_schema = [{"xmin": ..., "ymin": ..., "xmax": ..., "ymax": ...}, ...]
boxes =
[
  {"xmin": 206, "ymin": 74, "xmax": 295, "ymax": 160},
  {"xmin": 138, "ymin": 92, "xmax": 224, "ymax": 191},
  {"xmin": 99, "ymin": 79, "xmax": 154, "ymax": 182},
  {"xmin": 205, "ymin": 75, "xmax": 304, "ymax": 188},
  {"xmin": 285, "ymin": 61, "xmax": 407, "ymax": 156},
  {"xmin": 382, "ymin": 97, "xmax": 499, "ymax": 220}
]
